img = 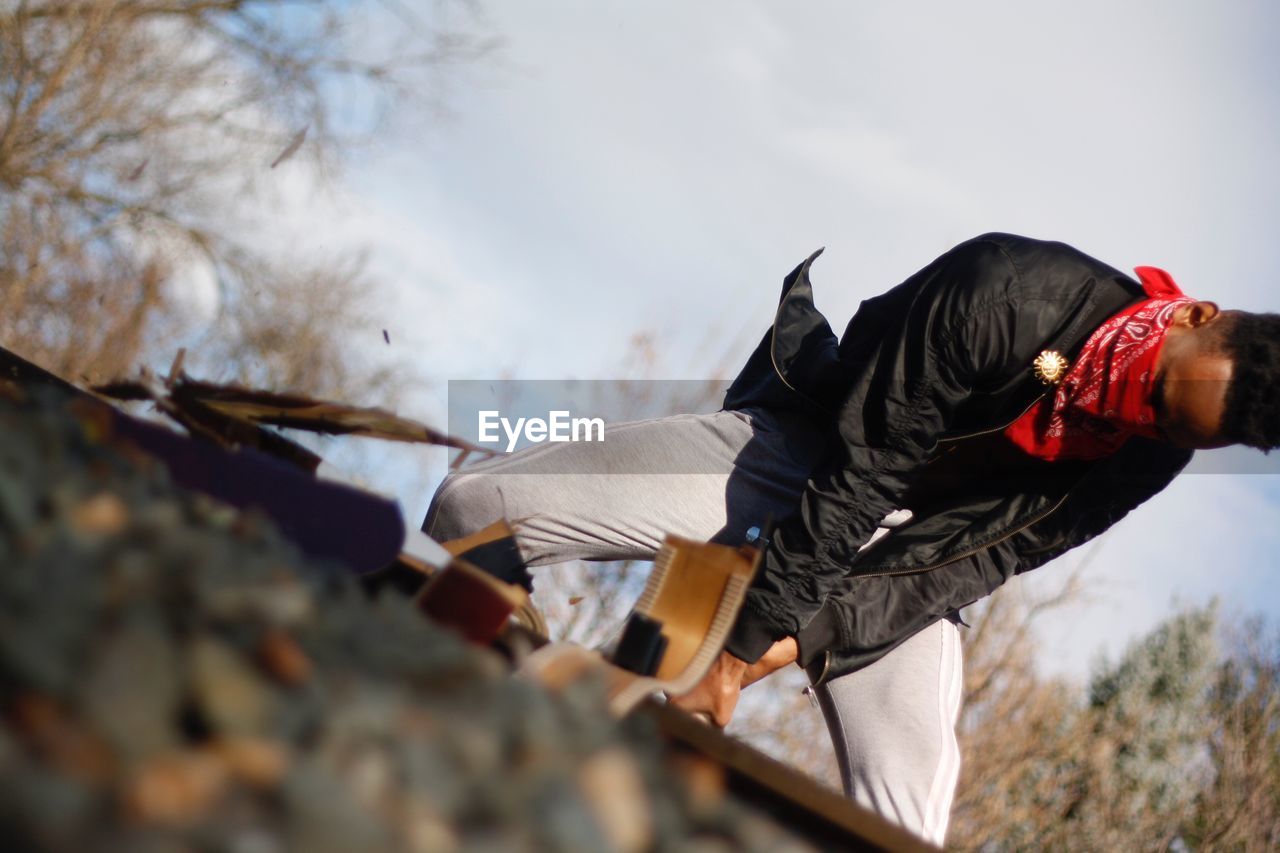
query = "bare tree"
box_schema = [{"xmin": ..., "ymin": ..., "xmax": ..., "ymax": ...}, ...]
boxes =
[
  {"xmin": 949, "ymin": 596, "xmax": 1280, "ymax": 851},
  {"xmin": 1188, "ymin": 618, "xmax": 1280, "ymax": 850},
  {"xmin": 948, "ymin": 570, "xmax": 1095, "ymax": 848},
  {"xmin": 0, "ymin": 0, "xmax": 497, "ymax": 395}
]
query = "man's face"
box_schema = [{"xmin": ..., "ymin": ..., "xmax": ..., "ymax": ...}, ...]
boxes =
[{"xmin": 1152, "ymin": 303, "xmax": 1234, "ymax": 449}]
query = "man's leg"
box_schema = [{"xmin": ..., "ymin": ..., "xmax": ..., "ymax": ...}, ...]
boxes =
[
  {"xmin": 812, "ymin": 618, "xmax": 964, "ymax": 846},
  {"xmin": 424, "ymin": 407, "xmax": 827, "ymax": 564}
]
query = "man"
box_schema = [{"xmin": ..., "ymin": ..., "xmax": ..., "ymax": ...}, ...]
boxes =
[{"xmin": 425, "ymin": 232, "xmax": 1280, "ymax": 845}]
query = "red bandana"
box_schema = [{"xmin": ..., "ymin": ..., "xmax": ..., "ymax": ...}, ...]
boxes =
[{"xmin": 1004, "ymin": 267, "xmax": 1195, "ymax": 460}]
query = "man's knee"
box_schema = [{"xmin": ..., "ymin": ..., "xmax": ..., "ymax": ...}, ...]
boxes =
[{"xmin": 422, "ymin": 471, "xmax": 506, "ymax": 541}]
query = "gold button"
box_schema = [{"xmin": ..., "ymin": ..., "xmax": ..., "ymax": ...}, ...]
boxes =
[{"xmin": 1032, "ymin": 350, "xmax": 1070, "ymax": 385}]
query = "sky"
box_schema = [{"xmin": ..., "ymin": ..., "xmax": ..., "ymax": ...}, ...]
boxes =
[{"xmin": 258, "ymin": 1, "xmax": 1280, "ymax": 680}]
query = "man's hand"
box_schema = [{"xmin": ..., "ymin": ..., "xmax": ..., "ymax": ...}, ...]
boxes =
[
  {"xmin": 668, "ymin": 637, "xmax": 800, "ymax": 728},
  {"xmin": 668, "ymin": 650, "xmax": 748, "ymax": 728},
  {"xmin": 741, "ymin": 636, "xmax": 798, "ymax": 688}
]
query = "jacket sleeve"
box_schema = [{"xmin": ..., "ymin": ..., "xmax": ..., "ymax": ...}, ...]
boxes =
[
  {"xmin": 726, "ymin": 237, "xmax": 1026, "ymax": 661},
  {"xmin": 995, "ymin": 437, "xmax": 1192, "ymax": 572},
  {"xmin": 791, "ymin": 437, "xmax": 1193, "ymax": 674},
  {"xmin": 794, "ymin": 544, "xmax": 1017, "ymax": 671}
]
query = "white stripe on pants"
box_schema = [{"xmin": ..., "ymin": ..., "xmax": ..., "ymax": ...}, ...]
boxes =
[{"xmin": 813, "ymin": 619, "xmax": 963, "ymax": 846}]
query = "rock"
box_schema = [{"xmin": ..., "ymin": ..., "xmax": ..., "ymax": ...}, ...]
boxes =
[
  {"xmin": 256, "ymin": 628, "xmax": 312, "ymax": 686},
  {"xmin": 343, "ymin": 745, "xmax": 395, "ymax": 812},
  {"xmin": 9, "ymin": 693, "xmax": 115, "ymax": 784},
  {"xmin": 577, "ymin": 746, "xmax": 653, "ymax": 853},
  {"xmin": 666, "ymin": 752, "xmax": 727, "ymax": 818},
  {"xmin": 121, "ymin": 750, "xmax": 229, "ymax": 826},
  {"xmin": 211, "ymin": 737, "xmax": 290, "ymax": 789},
  {"xmin": 82, "ymin": 617, "xmax": 181, "ymax": 761},
  {"xmin": 188, "ymin": 636, "xmax": 275, "ymax": 737},
  {"xmin": 402, "ymin": 801, "xmax": 459, "ymax": 853},
  {"xmin": 281, "ymin": 764, "xmax": 393, "ymax": 853},
  {"xmin": 0, "ymin": 760, "xmax": 97, "ymax": 849},
  {"xmin": 69, "ymin": 492, "xmax": 129, "ymax": 536},
  {"xmin": 201, "ymin": 575, "xmax": 315, "ymax": 627},
  {"xmin": 223, "ymin": 827, "xmax": 284, "ymax": 853}
]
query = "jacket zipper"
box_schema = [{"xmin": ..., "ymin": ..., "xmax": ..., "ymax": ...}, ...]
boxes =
[{"xmin": 935, "ymin": 388, "xmax": 1049, "ymax": 445}]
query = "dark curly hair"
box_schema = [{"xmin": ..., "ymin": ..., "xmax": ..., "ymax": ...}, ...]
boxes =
[{"xmin": 1213, "ymin": 311, "xmax": 1280, "ymax": 451}]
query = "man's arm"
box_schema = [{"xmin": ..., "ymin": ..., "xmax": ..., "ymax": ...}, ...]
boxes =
[
  {"xmin": 743, "ymin": 636, "xmax": 799, "ymax": 686},
  {"xmin": 794, "ymin": 437, "xmax": 1192, "ymax": 678}
]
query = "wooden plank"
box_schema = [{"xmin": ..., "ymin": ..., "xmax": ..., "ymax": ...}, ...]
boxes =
[{"xmin": 643, "ymin": 700, "xmax": 941, "ymax": 853}]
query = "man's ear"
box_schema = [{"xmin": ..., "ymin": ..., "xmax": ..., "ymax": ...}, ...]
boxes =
[{"xmin": 1183, "ymin": 301, "xmax": 1221, "ymax": 328}]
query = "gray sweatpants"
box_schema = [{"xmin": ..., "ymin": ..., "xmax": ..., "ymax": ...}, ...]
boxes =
[{"xmin": 422, "ymin": 407, "xmax": 962, "ymax": 845}]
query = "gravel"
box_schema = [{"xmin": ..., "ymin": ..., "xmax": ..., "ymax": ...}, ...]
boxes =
[{"xmin": 0, "ymin": 385, "xmax": 816, "ymax": 853}]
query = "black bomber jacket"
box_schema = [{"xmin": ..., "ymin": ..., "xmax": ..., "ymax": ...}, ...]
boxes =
[{"xmin": 720, "ymin": 233, "xmax": 1193, "ymax": 685}]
